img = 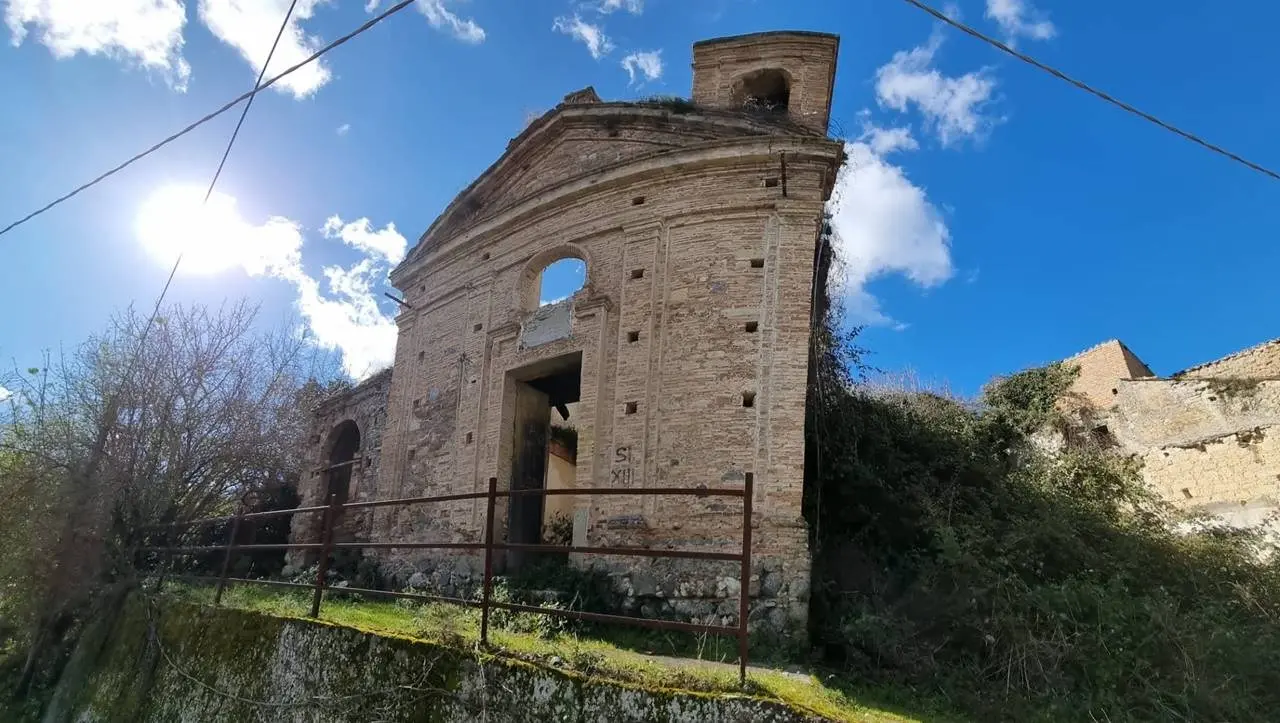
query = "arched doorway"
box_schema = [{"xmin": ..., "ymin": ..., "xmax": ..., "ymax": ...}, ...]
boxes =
[{"xmin": 326, "ymin": 420, "xmax": 361, "ymax": 507}]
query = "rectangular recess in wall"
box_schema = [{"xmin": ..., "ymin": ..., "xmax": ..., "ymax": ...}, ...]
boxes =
[
  {"xmin": 482, "ymin": 252, "xmax": 491, "ymax": 261},
  {"xmin": 742, "ymin": 391, "xmax": 756, "ymax": 408},
  {"xmin": 632, "ymin": 196, "xmax": 646, "ymax": 206},
  {"xmin": 744, "ymin": 321, "xmax": 759, "ymax": 333},
  {"xmin": 474, "ymin": 323, "xmax": 483, "ymax": 332},
  {"xmin": 630, "ymin": 268, "xmax": 645, "ymax": 280},
  {"xmin": 763, "ymin": 177, "xmax": 780, "ymax": 188},
  {"xmin": 625, "ymin": 401, "xmax": 638, "ymax": 415},
  {"xmin": 466, "ymin": 432, "xmax": 473, "ymax": 444},
  {"xmin": 413, "ymin": 398, "xmax": 421, "ymax": 408},
  {"xmin": 408, "ymin": 448, "xmax": 416, "ymax": 460},
  {"xmin": 627, "ymin": 330, "xmax": 640, "ymax": 343},
  {"xmin": 418, "ymin": 350, "xmax": 425, "ymax": 361},
  {"xmin": 750, "ymin": 258, "xmax": 765, "ymax": 268}
]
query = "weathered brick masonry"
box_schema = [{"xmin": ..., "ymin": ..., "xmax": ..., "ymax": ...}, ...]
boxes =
[
  {"xmin": 1056, "ymin": 338, "xmax": 1280, "ymax": 527},
  {"xmin": 293, "ymin": 32, "xmax": 845, "ymax": 633}
]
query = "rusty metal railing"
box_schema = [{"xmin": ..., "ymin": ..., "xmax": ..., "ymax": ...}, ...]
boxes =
[{"xmin": 139, "ymin": 475, "xmax": 756, "ymax": 685}]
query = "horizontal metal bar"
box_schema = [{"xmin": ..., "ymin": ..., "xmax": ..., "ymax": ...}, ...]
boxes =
[
  {"xmin": 319, "ymin": 585, "xmax": 483, "ymax": 609},
  {"xmin": 502, "ymin": 486, "xmax": 744, "ymax": 498},
  {"xmin": 314, "ymin": 457, "xmax": 363, "ymax": 474},
  {"xmin": 330, "ymin": 542, "xmax": 486, "ymax": 551},
  {"xmin": 241, "ymin": 504, "xmax": 329, "ymax": 521},
  {"xmin": 493, "ymin": 543, "xmax": 741, "ymax": 561},
  {"xmin": 176, "ymin": 574, "xmax": 480, "ymax": 609},
  {"xmin": 173, "ymin": 575, "xmax": 317, "ymax": 592},
  {"xmin": 489, "ymin": 601, "xmax": 738, "ymax": 635},
  {"xmin": 140, "ymin": 504, "xmax": 330, "ymax": 530},
  {"xmin": 143, "ymin": 486, "xmax": 746, "ymax": 532},
  {"xmin": 340, "ymin": 491, "xmax": 490, "ymax": 511},
  {"xmin": 140, "ymin": 543, "xmax": 324, "ymax": 554}
]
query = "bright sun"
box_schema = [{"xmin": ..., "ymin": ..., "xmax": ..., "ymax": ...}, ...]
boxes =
[{"xmin": 136, "ymin": 184, "xmax": 246, "ymax": 274}]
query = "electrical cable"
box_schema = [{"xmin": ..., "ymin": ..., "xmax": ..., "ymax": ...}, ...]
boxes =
[
  {"xmin": 899, "ymin": 0, "xmax": 1280, "ymax": 182},
  {"xmin": 0, "ymin": 0, "xmax": 419, "ymax": 239}
]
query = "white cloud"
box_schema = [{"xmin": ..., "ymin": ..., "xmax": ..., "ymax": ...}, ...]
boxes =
[
  {"xmin": 322, "ymin": 215, "xmax": 407, "ymax": 265},
  {"xmin": 198, "ymin": 0, "xmax": 330, "ymax": 99},
  {"xmin": 4, "ymin": 0, "xmax": 191, "ymax": 90},
  {"xmin": 875, "ymin": 33, "xmax": 997, "ymax": 146},
  {"xmin": 0, "ymin": 385, "xmax": 11, "ymax": 403},
  {"xmin": 291, "ymin": 259, "xmax": 399, "ymax": 380},
  {"xmin": 593, "ymin": 0, "xmax": 642, "ymax": 14},
  {"xmin": 826, "ymin": 129, "xmax": 954, "ymax": 328},
  {"xmin": 862, "ymin": 125, "xmax": 918, "ymax": 155},
  {"xmin": 620, "ymin": 49, "xmax": 661, "ymax": 84},
  {"xmin": 336, "ymin": 122, "xmax": 350, "ymax": 135},
  {"xmin": 364, "ymin": 0, "xmax": 380, "ymax": 11},
  {"xmin": 985, "ymin": 0, "xmax": 1055, "ymax": 44},
  {"xmin": 553, "ymin": 15, "xmax": 612, "ymax": 59},
  {"xmin": 416, "ymin": 0, "xmax": 485, "ymax": 44},
  {"xmin": 134, "ymin": 187, "xmax": 401, "ymax": 379}
]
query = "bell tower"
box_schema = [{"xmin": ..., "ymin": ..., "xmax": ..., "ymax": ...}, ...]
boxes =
[{"xmin": 691, "ymin": 31, "xmax": 839, "ymax": 134}]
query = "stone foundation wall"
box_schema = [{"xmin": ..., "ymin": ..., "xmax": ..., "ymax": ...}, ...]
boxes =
[{"xmin": 47, "ymin": 597, "xmax": 830, "ymax": 723}]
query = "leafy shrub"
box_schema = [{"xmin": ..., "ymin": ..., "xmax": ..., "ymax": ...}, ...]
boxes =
[{"xmin": 804, "ymin": 319, "xmax": 1280, "ymax": 721}]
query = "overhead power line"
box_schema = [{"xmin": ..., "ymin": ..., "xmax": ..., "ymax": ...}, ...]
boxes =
[
  {"xmin": 142, "ymin": 0, "xmax": 303, "ymax": 364},
  {"xmin": 0, "ymin": 0, "xmax": 419, "ymax": 239},
  {"xmin": 74, "ymin": 0, "xmax": 303, "ymax": 488},
  {"xmin": 899, "ymin": 0, "xmax": 1280, "ymax": 182}
]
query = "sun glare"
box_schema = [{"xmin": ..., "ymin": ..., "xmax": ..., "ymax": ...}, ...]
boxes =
[{"xmin": 136, "ymin": 185, "xmax": 245, "ymax": 274}]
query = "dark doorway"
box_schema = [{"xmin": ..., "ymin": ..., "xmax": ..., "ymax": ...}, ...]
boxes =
[
  {"xmin": 506, "ymin": 354, "xmax": 582, "ymax": 571},
  {"xmin": 327, "ymin": 420, "xmax": 360, "ymax": 507}
]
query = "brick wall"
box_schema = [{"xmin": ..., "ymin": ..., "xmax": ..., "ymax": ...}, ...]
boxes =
[
  {"xmin": 1177, "ymin": 338, "xmax": 1280, "ymax": 380},
  {"xmin": 295, "ymin": 33, "xmax": 843, "ymax": 634},
  {"xmin": 1063, "ymin": 339, "xmax": 1154, "ymax": 410}
]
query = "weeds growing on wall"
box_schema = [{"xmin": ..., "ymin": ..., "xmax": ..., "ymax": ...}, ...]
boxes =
[{"xmin": 804, "ymin": 308, "xmax": 1280, "ymax": 721}]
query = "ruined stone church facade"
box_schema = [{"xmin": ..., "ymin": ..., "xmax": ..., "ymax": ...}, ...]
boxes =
[{"xmin": 293, "ymin": 31, "xmax": 844, "ymax": 630}]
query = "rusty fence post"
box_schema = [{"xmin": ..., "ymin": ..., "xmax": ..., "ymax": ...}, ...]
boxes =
[
  {"xmin": 310, "ymin": 493, "xmax": 339, "ymax": 618},
  {"xmin": 738, "ymin": 472, "xmax": 755, "ymax": 688},
  {"xmin": 153, "ymin": 541, "xmax": 171, "ymax": 594},
  {"xmin": 480, "ymin": 477, "xmax": 497, "ymax": 646},
  {"xmin": 213, "ymin": 506, "xmax": 245, "ymax": 607}
]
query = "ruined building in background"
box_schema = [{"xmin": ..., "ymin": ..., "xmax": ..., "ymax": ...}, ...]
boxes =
[
  {"xmin": 1056, "ymin": 338, "xmax": 1280, "ymax": 527},
  {"xmin": 291, "ymin": 31, "xmax": 845, "ymax": 633}
]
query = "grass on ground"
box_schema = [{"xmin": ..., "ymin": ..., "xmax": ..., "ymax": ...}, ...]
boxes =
[{"xmin": 165, "ymin": 582, "xmax": 961, "ymax": 723}]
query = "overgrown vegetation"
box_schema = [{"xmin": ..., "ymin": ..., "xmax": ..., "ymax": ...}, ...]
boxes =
[
  {"xmin": 805, "ymin": 306, "xmax": 1280, "ymax": 721},
  {"xmin": 10, "ymin": 279, "xmax": 1280, "ymax": 722},
  {"xmin": 163, "ymin": 582, "xmax": 939, "ymax": 722},
  {"xmin": 0, "ymin": 302, "xmax": 343, "ymax": 716}
]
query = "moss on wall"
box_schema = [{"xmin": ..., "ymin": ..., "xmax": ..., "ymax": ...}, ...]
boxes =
[{"xmin": 48, "ymin": 595, "xmax": 831, "ymax": 723}]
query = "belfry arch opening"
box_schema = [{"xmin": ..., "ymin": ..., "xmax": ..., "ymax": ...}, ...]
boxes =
[
  {"xmin": 733, "ymin": 69, "xmax": 791, "ymax": 113},
  {"xmin": 326, "ymin": 420, "xmax": 361, "ymax": 507}
]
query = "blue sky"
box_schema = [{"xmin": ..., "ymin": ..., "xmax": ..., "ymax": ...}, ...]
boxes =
[{"xmin": 1, "ymin": 0, "xmax": 1277, "ymax": 395}]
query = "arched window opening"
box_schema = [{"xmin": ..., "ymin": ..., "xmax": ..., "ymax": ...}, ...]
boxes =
[
  {"xmin": 326, "ymin": 420, "xmax": 361, "ymax": 506},
  {"xmin": 536, "ymin": 257, "xmax": 585, "ymax": 307},
  {"xmin": 734, "ymin": 69, "xmax": 790, "ymax": 114}
]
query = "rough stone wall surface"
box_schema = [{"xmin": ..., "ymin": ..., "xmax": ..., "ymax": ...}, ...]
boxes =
[
  {"xmin": 1101, "ymin": 378, "xmax": 1279, "ymax": 525},
  {"xmin": 1064, "ymin": 340, "xmax": 1154, "ymax": 409},
  {"xmin": 49, "ymin": 599, "xmax": 831, "ymax": 723},
  {"xmin": 344, "ymin": 34, "xmax": 844, "ymax": 635},
  {"xmin": 1057, "ymin": 339, "xmax": 1280, "ymax": 528},
  {"xmin": 290, "ymin": 369, "xmax": 391, "ymax": 559},
  {"xmin": 1177, "ymin": 338, "xmax": 1280, "ymax": 380},
  {"xmin": 1141, "ymin": 427, "xmax": 1278, "ymax": 514},
  {"xmin": 1109, "ymin": 379, "xmax": 1280, "ymax": 450}
]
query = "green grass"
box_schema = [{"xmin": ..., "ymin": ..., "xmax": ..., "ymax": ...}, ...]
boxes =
[{"xmin": 165, "ymin": 582, "xmax": 962, "ymax": 722}]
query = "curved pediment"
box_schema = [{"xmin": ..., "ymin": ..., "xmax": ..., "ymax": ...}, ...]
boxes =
[{"xmin": 395, "ymin": 101, "xmax": 820, "ymax": 276}]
